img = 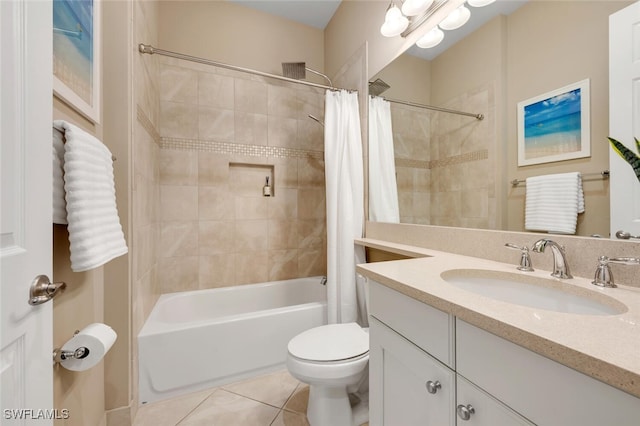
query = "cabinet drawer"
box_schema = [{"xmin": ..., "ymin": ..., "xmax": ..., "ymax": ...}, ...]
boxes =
[
  {"xmin": 456, "ymin": 319, "xmax": 640, "ymax": 426},
  {"xmin": 369, "ymin": 279, "xmax": 454, "ymax": 367}
]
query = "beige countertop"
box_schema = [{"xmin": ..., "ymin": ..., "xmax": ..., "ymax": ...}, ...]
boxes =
[{"xmin": 355, "ymin": 239, "xmax": 640, "ymax": 399}]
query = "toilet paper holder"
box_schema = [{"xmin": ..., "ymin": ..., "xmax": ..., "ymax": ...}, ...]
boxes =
[{"xmin": 52, "ymin": 330, "xmax": 90, "ymax": 364}]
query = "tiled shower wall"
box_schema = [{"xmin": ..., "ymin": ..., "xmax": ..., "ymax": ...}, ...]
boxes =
[
  {"xmin": 390, "ymin": 83, "xmax": 496, "ymax": 228},
  {"xmin": 157, "ymin": 58, "xmax": 327, "ymax": 293}
]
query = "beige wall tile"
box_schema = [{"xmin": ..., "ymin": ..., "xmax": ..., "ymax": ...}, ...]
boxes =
[
  {"xmin": 160, "ymin": 101, "xmax": 198, "ymax": 139},
  {"xmin": 160, "ymin": 221, "xmax": 198, "ymax": 258},
  {"xmin": 296, "ymin": 90, "xmax": 324, "ymax": 121},
  {"xmin": 160, "ymin": 65, "xmax": 197, "ymax": 103},
  {"xmin": 160, "ymin": 185, "xmax": 198, "ymax": 221},
  {"xmin": 268, "ymin": 85, "xmax": 299, "ymax": 119},
  {"xmin": 297, "ymin": 188, "xmax": 325, "ymax": 219},
  {"xmin": 235, "ymin": 79, "xmax": 267, "ymax": 114},
  {"xmin": 158, "ymin": 256, "xmax": 199, "ymax": 294},
  {"xmin": 298, "ymin": 157, "xmax": 325, "ymax": 188},
  {"xmin": 297, "ymin": 220, "xmax": 325, "ymax": 249},
  {"xmin": 269, "ymin": 249, "xmax": 299, "ymax": 282},
  {"xmin": 273, "ymin": 158, "xmax": 298, "ymax": 189},
  {"xmin": 235, "ymin": 197, "xmax": 269, "ymax": 220},
  {"xmin": 199, "ymin": 221, "xmax": 235, "ymax": 255},
  {"xmin": 235, "ymin": 252, "xmax": 269, "ymax": 285},
  {"xmin": 198, "ymin": 72, "xmax": 234, "ymax": 109},
  {"xmin": 268, "ymin": 219, "xmax": 298, "ymax": 250},
  {"xmin": 235, "ymin": 112, "xmax": 268, "ymax": 145},
  {"xmin": 160, "ymin": 149, "xmax": 198, "ymax": 185},
  {"xmin": 268, "ymin": 116, "xmax": 297, "ymax": 148},
  {"xmin": 268, "ymin": 188, "xmax": 298, "ymax": 219},
  {"xmin": 198, "ymin": 107, "xmax": 234, "ymax": 141},
  {"xmin": 199, "ymin": 255, "xmax": 236, "ymax": 289},
  {"xmin": 235, "ymin": 220, "xmax": 268, "ymax": 252},
  {"xmin": 198, "ymin": 152, "xmax": 229, "ymax": 186},
  {"xmin": 297, "ymin": 119, "xmax": 324, "ymax": 152},
  {"xmin": 199, "ymin": 186, "xmax": 234, "ymax": 221},
  {"xmin": 230, "ymin": 164, "xmax": 273, "ymax": 197},
  {"xmin": 298, "ymin": 248, "xmax": 326, "ymax": 277}
]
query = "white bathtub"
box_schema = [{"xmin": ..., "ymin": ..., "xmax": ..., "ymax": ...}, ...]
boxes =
[{"xmin": 138, "ymin": 276, "xmax": 327, "ymax": 404}]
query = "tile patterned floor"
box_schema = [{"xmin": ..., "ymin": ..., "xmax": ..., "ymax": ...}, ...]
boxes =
[{"xmin": 133, "ymin": 369, "xmax": 368, "ymax": 426}]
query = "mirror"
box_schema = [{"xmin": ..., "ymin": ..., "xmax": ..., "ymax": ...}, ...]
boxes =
[{"xmin": 368, "ymin": 0, "xmax": 632, "ymax": 237}]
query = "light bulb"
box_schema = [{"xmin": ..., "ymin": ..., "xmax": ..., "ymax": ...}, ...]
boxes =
[
  {"xmin": 380, "ymin": 14, "xmax": 409, "ymax": 37},
  {"xmin": 401, "ymin": 0, "xmax": 434, "ymax": 17},
  {"xmin": 416, "ymin": 26, "xmax": 444, "ymax": 48},
  {"xmin": 467, "ymin": 0, "xmax": 496, "ymax": 7},
  {"xmin": 439, "ymin": 5, "xmax": 470, "ymax": 30}
]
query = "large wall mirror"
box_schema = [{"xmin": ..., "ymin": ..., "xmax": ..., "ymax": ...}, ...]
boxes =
[{"xmin": 368, "ymin": 0, "xmax": 633, "ymax": 238}]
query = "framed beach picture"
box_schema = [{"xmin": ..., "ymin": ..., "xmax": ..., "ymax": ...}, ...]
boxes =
[
  {"xmin": 517, "ymin": 79, "xmax": 590, "ymax": 166},
  {"xmin": 53, "ymin": 0, "xmax": 101, "ymax": 123}
]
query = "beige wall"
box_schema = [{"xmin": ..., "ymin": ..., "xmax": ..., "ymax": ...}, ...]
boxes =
[
  {"xmin": 157, "ymin": 1, "xmax": 325, "ymax": 81},
  {"xmin": 505, "ymin": 0, "xmax": 631, "ymax": 237}
]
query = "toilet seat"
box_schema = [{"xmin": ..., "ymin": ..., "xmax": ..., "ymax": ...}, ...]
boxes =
[{"xmin": 287, "ymin": 323, "xmax": 369, "ymax": 362}]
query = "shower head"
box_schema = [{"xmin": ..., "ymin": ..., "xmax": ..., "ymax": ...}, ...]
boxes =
[
  {"xmin": 369, "ymin": 78, "xmax": 391, "ymax": 96},
  {"xmin": 282, "ymin": 62, "xmax": 307, "ymax": 80},
  {"xmin": 282, "ymin": 62, "xmax": 333, "ymax": 87}
]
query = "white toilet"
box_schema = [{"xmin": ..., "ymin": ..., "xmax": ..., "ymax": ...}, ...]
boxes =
[{"xmin": 286, "ymin": 322, "xmax": 369, "ymax": 426}]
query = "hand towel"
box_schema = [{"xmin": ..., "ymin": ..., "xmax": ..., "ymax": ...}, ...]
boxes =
[
  {"xmin": 525, "ymin": 172, "xmax": 584, "ymax": 235},
  {"xmin": 53, "ymin": 120, "xmax": 128, "ymax": 272},
  {"xmin": 53, "ymin": 127, "xmax": 67, "ymax": 224}
]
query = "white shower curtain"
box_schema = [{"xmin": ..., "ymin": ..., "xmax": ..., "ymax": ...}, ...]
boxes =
[
  {"xmin": 368, "ymin": 96, "xmax": 400, "ymax": 223},
  {"xmin": 324, "ymin": 90, "xmax": 366, "ymax": 324}
]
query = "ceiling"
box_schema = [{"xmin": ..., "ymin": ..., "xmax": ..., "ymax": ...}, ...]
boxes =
[{"xmin": 228, "ymin": 0, "xmax": 527, "ymax": 60}]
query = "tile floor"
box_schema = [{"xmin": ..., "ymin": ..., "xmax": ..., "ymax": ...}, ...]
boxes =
[{"xmin": 133, "ymin": 369, "xmax": 369, "ymax": 426}]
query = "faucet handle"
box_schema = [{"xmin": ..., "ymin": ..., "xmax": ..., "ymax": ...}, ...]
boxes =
[
  {"xmin": 592, "ymin": 256, "xmax": 640, "ymax": 288},
  {"xmin": 505, "ymin": 243, "xmax": 534, "ymax": 272}
]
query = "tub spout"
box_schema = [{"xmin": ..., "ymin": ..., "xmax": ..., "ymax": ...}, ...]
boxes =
[{"xmin": 320, "ymin": 276, "xmax": 327, "ymax": 286}]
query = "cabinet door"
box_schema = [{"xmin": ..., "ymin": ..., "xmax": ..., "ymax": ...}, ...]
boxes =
[
  {"xmin": 370, "ymin": 317, "xmax": 456, "ymax": 426},
  {"xmin": 456, "ymin": 376, "xmax": 534, "ymax": 426}
]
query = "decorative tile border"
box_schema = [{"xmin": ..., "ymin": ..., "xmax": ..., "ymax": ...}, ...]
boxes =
[
  {"xmin": 395, "ymin": 149, "xmax": 488, "ymax": 170},
  {"xmin": 160, "ymin": 137, "xmax": 324, "ymax": 160},
  {"xmin": 136, "ymin": 105, "xmax": 161, "ymax": 146}
]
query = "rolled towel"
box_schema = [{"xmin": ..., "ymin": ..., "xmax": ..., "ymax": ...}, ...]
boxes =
[{"xmin": 53, "ymin": 120, "xmax": 128, "ymax": 272}]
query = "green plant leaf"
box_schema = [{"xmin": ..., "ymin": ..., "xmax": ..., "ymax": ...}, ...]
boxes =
[{"xmin": 608, "ymin": 137, "xmax": 640, "ymax": 183}]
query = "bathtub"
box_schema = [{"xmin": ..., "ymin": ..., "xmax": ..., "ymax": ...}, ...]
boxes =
[{"xmin": 138, "ymin": 276, "xmax": 327, "ymax": 404}]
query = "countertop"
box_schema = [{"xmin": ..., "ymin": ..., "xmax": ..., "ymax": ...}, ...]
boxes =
[{"xmin": 355, "ymin": 238, "xmax": 640, "ymax": 399}]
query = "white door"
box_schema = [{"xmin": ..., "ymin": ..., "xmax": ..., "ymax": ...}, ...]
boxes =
[
  {"xmin": 1, "ymin": 0, "xmax": 53, "ymax": 424},
  {"xmin": 609, "ymin": 1, "xmax": 640, "ymax": 239}
]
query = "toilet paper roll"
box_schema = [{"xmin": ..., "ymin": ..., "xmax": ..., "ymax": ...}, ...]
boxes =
[{"xmin": 59, "ymin": 323, "xmax": 117, "ymax": 372}]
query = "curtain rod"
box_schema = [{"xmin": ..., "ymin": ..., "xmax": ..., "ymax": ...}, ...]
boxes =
[
  {"xmin": 381, "ymin": 97, "xmax": 484, "ymax": 120},
  {"xmin": 138, "ymin": 43, "xmax": 355, "ymax": 93}
]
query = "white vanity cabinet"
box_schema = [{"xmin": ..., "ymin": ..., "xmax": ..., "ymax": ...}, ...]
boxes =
[{"xmin": 368, "ymin": 279, "xmax": 640, "ymax": 426}]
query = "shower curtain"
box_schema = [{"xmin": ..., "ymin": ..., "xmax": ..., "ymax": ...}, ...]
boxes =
[
  {"xmin": 368, "ymin": 96, "xmax": 399, "ymax": 223},
  {"xmin": 324, "ymin": 90, "xmax": 366, "ymax": 324}
]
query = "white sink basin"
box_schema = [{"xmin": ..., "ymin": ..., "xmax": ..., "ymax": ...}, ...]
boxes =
[{"xmin": 440, "ymin": 269, "xmax": 627, "ymax": 316}]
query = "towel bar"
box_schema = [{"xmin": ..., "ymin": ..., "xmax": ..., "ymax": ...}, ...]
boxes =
[{"xmin": 510, "ymin": 170, "xmax": 609, "ymax": 187}]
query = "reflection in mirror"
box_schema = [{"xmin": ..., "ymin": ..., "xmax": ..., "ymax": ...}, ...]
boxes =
[{"xmin": 368, "ymin": 0, "xmax": 632, "ymax": 238}]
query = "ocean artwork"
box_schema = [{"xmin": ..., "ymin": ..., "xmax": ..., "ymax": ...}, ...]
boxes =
[
  {"xmin": 53, "ymin": 0, "xmax": 95, "ymax": 107},
  {"xmin": 517, "ymin": 80, "xmax": 590, "ymax": 166}
]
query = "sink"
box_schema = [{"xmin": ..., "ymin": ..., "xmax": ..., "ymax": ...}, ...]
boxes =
[{"xmin": 440, "ymin": 269, "xmax": 627, "ymax": 316}]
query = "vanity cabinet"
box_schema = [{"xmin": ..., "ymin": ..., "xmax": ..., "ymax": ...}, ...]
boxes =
[{"xmin": 368, "ymin": 279, "xmax": 640, "ymax": 426}]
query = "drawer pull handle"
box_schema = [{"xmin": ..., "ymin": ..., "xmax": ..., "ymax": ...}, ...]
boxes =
[
  {"xmin": 425, "ymin": 380, "xmax": 441, "ymax": 394},
  {"xmin": 457, "ymin": 404, "xmax": 475, "ymax": 421}
]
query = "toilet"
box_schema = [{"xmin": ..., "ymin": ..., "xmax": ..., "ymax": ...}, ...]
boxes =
[{"xmin": 286, "ymin": 322, "xmax": 369, "ymax": 426}]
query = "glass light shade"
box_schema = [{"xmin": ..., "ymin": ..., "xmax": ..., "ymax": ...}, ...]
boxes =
[
  {"xmin": 385, "ymin": 5, "xmax": 403, "ymax": 21},
  {"xmin": 416, "ymin": 26, "xmax": 444, "ymax": 48},
  {"xmin": 467, "ymin": 0, "xmax": 496, "ymax": 7},
  {"xmin": 401, "ymin": 0, "xmax": 434, "ymax": 17},
  {"xmin": 380, "ymin": 14, "xmax": 409, "ymax": 37},
  {"xmin": 439, "ymin": 5, "xmax": 471, "ymax": 30}
]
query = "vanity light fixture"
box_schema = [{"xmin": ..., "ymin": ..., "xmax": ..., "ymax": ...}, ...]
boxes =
[
  {"xmin": 402, "ymin": 0, "xmax": 435, "ymax": 17},
  {"xmin": 416, "ymin": 26, "xmax": 444, "ymax": 48},
  {"xmin": 439, "ymin": 4, "xmax": 471, "ymax": 30},
  {"xmin": 380, "ymin": 2, "xmax": 410, "ymax": 37}
]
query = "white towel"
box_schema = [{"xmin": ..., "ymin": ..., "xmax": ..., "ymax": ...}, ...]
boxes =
[
  {"xmin": 53, "ymin": 120, "xmax": 128, "ymax": 272},
  {"xmin": 525, "ymin": 172, "xmax": 584, "ymax": 235},
  {"xmin": 53, "ymin": 127, "xmax": 67, "ymax": 224}
]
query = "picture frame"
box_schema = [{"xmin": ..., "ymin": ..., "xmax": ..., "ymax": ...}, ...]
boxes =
[
  {"xmin": 517, "ymin": 79, "xmax": 590, "ymax": 166},
  {"xmin": 53, "ymin": 0, "xmax": 101, "ymax": 124}
]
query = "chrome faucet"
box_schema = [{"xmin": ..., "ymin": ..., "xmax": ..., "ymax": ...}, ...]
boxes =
[{"xmin": 531, "ymin": 239, "xmax": 573, "ymax": 279}]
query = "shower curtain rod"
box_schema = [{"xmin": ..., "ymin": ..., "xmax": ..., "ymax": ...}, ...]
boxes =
[
  {"xmin": 138, "ymin": 44, "xmax": 354, "ymax": 93},
  {"xmin": 380, "ymin": 97, "xmax": 484, "ymax": 120}
]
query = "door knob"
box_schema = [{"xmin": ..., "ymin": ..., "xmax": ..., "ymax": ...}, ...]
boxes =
[{"xmin": 28, "ymin": 275, "xmax": 66, "ymax": 305}]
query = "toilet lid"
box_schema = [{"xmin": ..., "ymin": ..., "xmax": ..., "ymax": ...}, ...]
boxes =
[{"xmin": 288, "ymin": 323, "xmax": 369, "ymax": 362}]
